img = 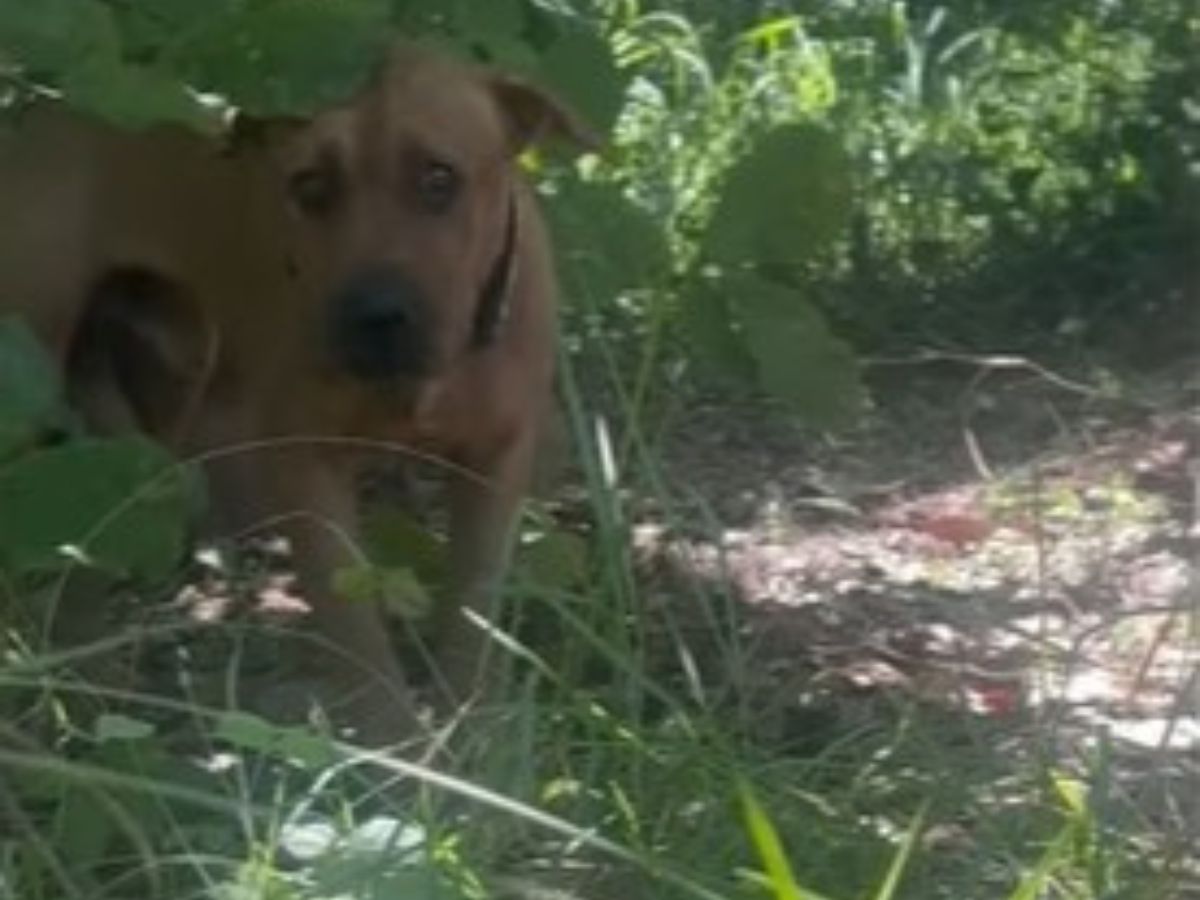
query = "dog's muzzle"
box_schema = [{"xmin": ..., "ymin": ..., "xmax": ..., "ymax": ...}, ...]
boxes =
[{"xmin": 330, "ymin": 265, "xmax": 433, "ymax": 380}]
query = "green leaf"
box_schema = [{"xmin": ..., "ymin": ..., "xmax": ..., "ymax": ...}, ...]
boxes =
[
  {"xmin": 175, "ymin": 0, "xmax": 390, "ymax": 116},
  {"xmin": 353, "ymin": 508, "xmax": 446, "ymax": 619},
  {"xmin": 214, "ymin": 710, "xmax": 279, "ymax": 752},
  {"xmin": 54, "ymin": 788, "xmax": 116, "ymax": 881},
  {"xmin": 687, "ymin": 272, "xmax": 862, "ymax": 425},
  {"xmin": 737, "ymin": 778, "xmax": 836, "ymax": 900},
  {"xmin": 734, "ymin": 274, "xmax": 862, "ymax": 426},
  {"xmin": 872, "ymin": 801, "xmax": 928, "ymax": 900},
  {"xmin": 275, "ymin": 727, "xmax": 338, "ymax": 769},
  {"xmin": 105, "ymin": 0, "xmax": 240, "ymax": 63},
  {"xmin": 684, "ymin": 279, "xmax": 757, "ymax": 384},
  {"xmin": 0, "ymin": 317, "xmax": 70, "ymax": 461},
  {"xmin": 459, "ymin": 0, "xmax": 528, "ymax": 45},
  {"xmin": 0, "ymin": 436, "xmax": 200, "ymax": 580},
  {"xmin": 1051, "ymin": 771, "xmax": 1088, "ymax": 820},
  {"xmin": 332, "ymin": 563, "xmax": 434, "ymax": 620},
  {"xmin": 63, "ymin": 59, "xmax": 214, "ymax": 132},
  {"xmin": 702, "ymin": 124, "xmax": 852, "ymax": 268},
  {"xmin": 535, "ymin": 23, "xmax": 625, "ymax": 138},
  {"xmin": 360, "ymin": 507, "xmax": 446, "ymax": 584},
  {"xmin": 1005, "ymin": 826, "xmax": 1076, "ymax": 900},
  {"xmin": 515, "ymin": 528, "xmax": 588, "ymax": 589},
  {"xmin": 0, "ymin": 0, "xmax": 121, "ymax": 81},
  {"xmin": 96, "ymin": 713, "xmax": 156, "ymax": 742},
  {"xmin": 215, "ymin": 711, "xmax": 336, "ymax": 766},
  {"xmin": 546, "ymin": 178, "xmax": 672, "ymax": 303}
]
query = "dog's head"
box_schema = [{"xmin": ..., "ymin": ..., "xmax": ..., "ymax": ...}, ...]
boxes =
[{"xmin": 239, "ymin": 44, "xmax": 592, "ymax": 392}]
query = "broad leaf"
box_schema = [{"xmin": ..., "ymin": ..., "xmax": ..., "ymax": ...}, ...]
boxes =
[
  {"xmin": 437, "ymin": 2, "xmax": 622, "ymax": 138},
  {"xmin": 214, "ymin": 710, "xmax": 280, "ymax": 752},
  {"xmin": 0, "ymin": 436, "xmax": 200, "ymax": 580},
  {"xmin": 64, "ymin": 60, "xmax": 213, "ymax": 131},
  {"xmin": 702, "ymin": 124, "xmax": 852, "ymax": 268},
  {"xmin": 360, "ymin": 507, "xmax": 447, "ymax": 586},
  {"xmin": 175, "ymin": 0, "xmax": 390, "ymax": 116},
  {"xmin": 546, "ymin": 178, "xmax": 672, "ymax": 304},
  {"xmin": 734, "ymin": 274, "xmax": 862, "ymax": 426},
  {"xmin": 332, "ymin": 563, "xmax": 434, "ymax": 620},
  {"xmin": 535, "ymin": 23, "xmax": 625, "ymax": 138},
  {"xmin": 105, "ymin": 0, "xmax": 240, "ymax": 63},
  {"xmin": 460, "ymin": 0, "xmax": 528, "ymax": 45},
  {"xmin": 0, "ymin": 317, "xmax": 70, "ymax": 461},
  {"xmin": 0, "ymin": 0, "xmax": 121, "ymax": 81},
  {"xmin": 684, "ymin": 278, "xmax": 757, "ymax": 384},
  {"xmin": 690, "ymin": 273, "xmax": 862, "ymax": 426}
]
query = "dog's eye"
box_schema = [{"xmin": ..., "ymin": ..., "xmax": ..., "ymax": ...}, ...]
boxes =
[
  {"xmin": 289, "ymin": 167, "xmax": 340, "ymax": 216},
  {"xmin": 416, "ymin": 161, "xmax": 460, "ymax": 213}
]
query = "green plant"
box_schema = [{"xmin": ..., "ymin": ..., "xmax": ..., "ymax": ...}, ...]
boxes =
[
  {"xmin": 0, "ymin": 318, "xmax": 197, "ymax": 582},
  {"xmin": 1, "ymin": 3, "xmax": 1196, "ymax": 898}
]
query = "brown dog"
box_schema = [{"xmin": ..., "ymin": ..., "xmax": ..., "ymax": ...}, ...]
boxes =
[{"xmin": 0, "ymin": 43, "xmax": 590, "ymax": 744}]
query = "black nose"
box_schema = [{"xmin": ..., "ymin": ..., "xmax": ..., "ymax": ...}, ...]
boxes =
[{"xmin": 330, "ymin": 266, "xmax": 432, "ymax": 380}]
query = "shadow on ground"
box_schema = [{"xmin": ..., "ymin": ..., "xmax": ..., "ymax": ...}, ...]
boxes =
[{"xmin": 627, "ymin": 357, "xmax": 1198, "ymax": 893}]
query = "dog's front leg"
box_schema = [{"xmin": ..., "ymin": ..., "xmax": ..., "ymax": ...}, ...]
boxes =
[
  {"xmin": 256, "ymin": 453, "xmax": 422, "ymax": 745},
  {"xmin": 436, "ymin": 431, "xmax": 536, "ymax": 710}
]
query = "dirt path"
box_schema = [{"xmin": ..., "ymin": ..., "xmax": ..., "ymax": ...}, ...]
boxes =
[{"xmin": 640, "ymin": 358, "xmax": 1198, "ymax": 870}]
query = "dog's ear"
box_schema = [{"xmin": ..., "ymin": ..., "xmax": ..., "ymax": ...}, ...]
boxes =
[{"xmin": 489, "ymin": 77, "xmax": 600, "ymax": 155}]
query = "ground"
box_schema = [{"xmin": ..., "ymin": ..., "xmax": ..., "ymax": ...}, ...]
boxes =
[
  {"xmin": 622, "ymin": 350, "xmax": 1199, "ymax": 894},
  {"xmin": 33, "ymin": 347, "xmax": 1196, "ymax": 899}
]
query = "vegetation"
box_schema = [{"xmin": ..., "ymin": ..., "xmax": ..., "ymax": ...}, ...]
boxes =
[{"xmin": 1, "ymin": 1, "xmax": 1196, "ymax": 898}]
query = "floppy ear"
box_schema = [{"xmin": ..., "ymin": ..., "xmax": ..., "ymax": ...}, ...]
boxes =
[{"xmin": 489, "ymin": 76, "xmax": 600, "ymax": 156}]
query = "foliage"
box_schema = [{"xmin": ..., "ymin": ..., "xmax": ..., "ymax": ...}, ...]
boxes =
[
  {"xmin": 601, "ymin": 0, "xmax": 1197, "ymax": 356},
  {"xmin": 0, "ymin": 319, "xmax": 198, "ymax": 581},
  {"xmin": 0, "ymin": 1, "xmax": 1195, "ymax": 898}
]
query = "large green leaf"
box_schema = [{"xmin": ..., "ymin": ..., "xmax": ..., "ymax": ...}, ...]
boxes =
[
  {"xmin": 0, "ymin": 0, "xmax": 121, "ymax": 80},
  {"xmin": 458, "ymin": 0, "xmax": 528, "ymax": 44},
  {"xmin": 689, "ymin": 273, "xmax": 862, "ymax": 427},
  {"xmin": 0, "ymin": 437, "xmax": 200, "ymax": 580},
  {"xmin": 431, "ymin": 1, "xmax": 623, "ymax": 139},
  {"xmin": 683, "ymin": 278, "xmax": 757, "ymax": 384},
  {"xmin": 105, "ymin": 0, "xmax": 240, "ymax": 63},
  {"xmin": 63, "ymin": 59, "xmax": 214, "ymax": 131},
  {"xmin": 545, "ymin": 177, "xmax": 672, "ymax": 304},
  {"xmin": 734, "ymin": 273, "xmax": 862, "ymax": 426},
  {"xmin": 174, "ymin": 0, "xmax": 390, "ymax": 116},
  {"xmin": 0, "ymin": 317, "xmax": 70, "ymax": 462},
  {"xmin": 535, "ymin": 22, "xmax": 625, "ymax": 138},
  {"xmin": 702, "ymin": 124, "xmax": 853, "ymax": 268}
]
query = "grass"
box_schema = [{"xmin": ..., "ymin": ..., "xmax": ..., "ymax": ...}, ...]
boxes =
[
  {"xmin": 1, "ymin": 322, "xmax": 1197, "ymax": 899},
  {"xmin": 1, "ymin": 2, "xmax": 1196, "ymax": 894}
]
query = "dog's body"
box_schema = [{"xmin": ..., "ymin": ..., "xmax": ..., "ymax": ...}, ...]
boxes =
[{"xmin": 0, "ymin": 45, "xmax": 585, "ymax": 743}]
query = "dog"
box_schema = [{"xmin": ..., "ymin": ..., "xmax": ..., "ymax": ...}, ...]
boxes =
[{"xmin": 0, "ymin": 43, "xmax": 592, "ymax": 744}]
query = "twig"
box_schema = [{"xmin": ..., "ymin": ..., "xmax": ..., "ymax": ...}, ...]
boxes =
[{"xmin": 863, "ymin": 349, "xmax": 1106, "ymax": 398}]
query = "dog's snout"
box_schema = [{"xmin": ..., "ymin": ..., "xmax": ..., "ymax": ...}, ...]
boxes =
[{"xmin": 331, "ymin": 266, "xmax": 432, "ymax": 380}]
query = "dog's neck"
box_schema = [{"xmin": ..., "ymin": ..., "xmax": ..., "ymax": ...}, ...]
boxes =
[{"xmin": 471, "ymin": 195, "xmax": 519, "ymax": 349}]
